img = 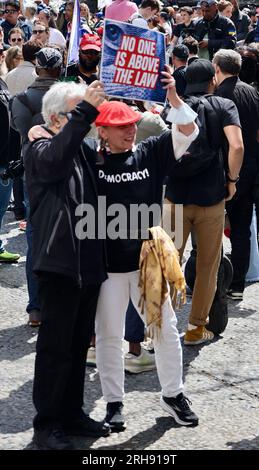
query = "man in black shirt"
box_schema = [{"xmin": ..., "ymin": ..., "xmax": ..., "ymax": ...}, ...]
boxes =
[
  {"xmin": 172, "ymin": 44, "xmax": 188, "ymax": 96},
  {"xmin": 66, "ymin": 33, "xmax": 101, "ymax": 85},
  {"xmin": 213, "ymin": 48, "xmax": 259, "ymax": 300},
  {"xmin": 165, "ymin": 58, "xmax": 244, "ymax": 345}
]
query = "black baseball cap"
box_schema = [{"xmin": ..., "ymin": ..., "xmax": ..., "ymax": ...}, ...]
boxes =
[
  {"xmin": 185, "ymin": 59, "xmax": 215, "ymax": 94},
  {"xmin": 172, "ymin": 44, "xmax": 189, "ymax": 60}
]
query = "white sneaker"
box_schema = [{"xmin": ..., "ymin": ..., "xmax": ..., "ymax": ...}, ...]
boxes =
[
  {"xmin": 86, "ymin": 346, "xmax": 96, "ymax": 366},
  {"xmin": 124, "ymin": 347, "xmax": 156, "ymax": 374},
  {"xmin": 141, "ymin": 338, "xmax": 154, "ymax": 352}
]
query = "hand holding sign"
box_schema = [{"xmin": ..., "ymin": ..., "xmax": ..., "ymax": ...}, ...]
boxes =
[{"xmin": 84, "ymin": 80, "xmax": 106, "ymax": 108}]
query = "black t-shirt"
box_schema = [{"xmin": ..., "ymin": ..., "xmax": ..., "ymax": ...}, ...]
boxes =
[
  {"xmin": 173, "ymin": 21, "xmax": 196, "ymax": 41},
  {"xmin": 173, "ymin": 66, "xmax": 187, "ymax": 97},
  {"xmin": 166, "ymin": 94, "xmax": 241, "ymax": 207},
  {"xmin": 93, "ymin": 131, "xmax": 174, "ymax": 272},
  {"xmin": 66, "ymin": 64, "xmax": 98, "ymax": 85}
]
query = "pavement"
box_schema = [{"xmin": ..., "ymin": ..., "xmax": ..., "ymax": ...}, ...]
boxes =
[{"xmin": 0, "ymin": 212, "xmax": 259, "ymax": 451}]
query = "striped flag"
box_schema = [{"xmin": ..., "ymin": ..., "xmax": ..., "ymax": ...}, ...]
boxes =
[{"xmin": 67, "ymin": 0, "xmax": 80, "ymax": 65}]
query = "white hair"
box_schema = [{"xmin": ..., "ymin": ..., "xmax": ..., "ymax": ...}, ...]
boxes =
[{"xmin": 42, "ymin": 82, "xmax": 86, "ymax": 126}]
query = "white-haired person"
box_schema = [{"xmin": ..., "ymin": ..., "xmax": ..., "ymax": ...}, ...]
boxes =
[
  {"xmin": 24, "ymin": 80, "xmax": 110, "ymax": 450},
  {"xmin": 28, "ymin": 68, "xmax": 200, "ymax": 433}
]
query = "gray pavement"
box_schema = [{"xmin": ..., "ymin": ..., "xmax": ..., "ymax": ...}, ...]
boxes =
[{"xmin": 0, "ymin": 212, "xmax": 259, "ymax": 450}]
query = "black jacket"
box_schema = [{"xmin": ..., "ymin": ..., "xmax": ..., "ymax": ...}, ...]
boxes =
[
  {"xmin": 24, "ymin": 101, "xmax": 107, "ymax": 286},
  {"xmin": 194, "ymin": 14, "xmax": 236, "ymax": 60},
  {"xmin": 11, "ymin": 77, "xmax": 58, "ymax": 148},
  {"xmin": 0, "ymin": 79, "xmax": 20, "ymax": 167},
  {"xmin": 231, "ymin": 9, "xmax": 250, "ymax": 41}
]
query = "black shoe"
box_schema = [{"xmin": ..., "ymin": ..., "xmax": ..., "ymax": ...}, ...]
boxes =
[
  {"xmin": 63, "ymin": 415, "xmax": 110, "ymax": 438},
  {"xmin": 105, "ymin": 402, "xmax": 126, "ymax": 432},
  {"xmin": 160, "ymin": 393, "xmax": 199, "ymax": 427},
  {"xmin": 227, "ymin": 289, "xmax": 243, "ymax": 301},
  {"xmin": 33, "ymin": 427, "xmax": 74, "ymax": 450}
]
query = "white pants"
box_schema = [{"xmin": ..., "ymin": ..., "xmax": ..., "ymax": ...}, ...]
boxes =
[{"xmin": 95, "ymin": 271, "xmax": 183, "ymax": 403}]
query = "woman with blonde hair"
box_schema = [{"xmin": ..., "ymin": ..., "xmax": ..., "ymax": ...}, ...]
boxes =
[{"xmin": 5, "ymin": 46, "xmax": 23, "ymax": 72}]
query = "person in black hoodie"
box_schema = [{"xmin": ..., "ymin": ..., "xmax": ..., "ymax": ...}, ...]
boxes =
[{"xmin": 24, "ymin": 80, "xmax": 110, "ymax": 450}]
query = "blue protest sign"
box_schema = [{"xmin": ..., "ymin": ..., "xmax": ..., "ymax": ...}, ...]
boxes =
[{"xmin": 100, "ymin": 20, "xmax": 167, "ymax": 104}]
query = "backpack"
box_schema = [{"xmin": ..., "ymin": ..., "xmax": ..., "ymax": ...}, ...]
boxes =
[
  {"xmin": 171, "ymin": 95, "xmax": 222, "ymax": 179},
  {"xmin": 184, "ymin": 249, "xmax": 233, "ymax": 335}
]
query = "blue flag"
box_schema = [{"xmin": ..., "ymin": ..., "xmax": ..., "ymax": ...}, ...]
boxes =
[
  {"xmin": 67, "ymin": 0, "xmax": 80, "ymax": 65},
  {"xmin": 255, "ymin": 18, "xmax": 259, "ymax": 43}
]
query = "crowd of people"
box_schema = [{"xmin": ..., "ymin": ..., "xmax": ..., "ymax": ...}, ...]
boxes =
[{"xmin": 0, "ymin": 0, "xmax": 259, "ymax": 450}]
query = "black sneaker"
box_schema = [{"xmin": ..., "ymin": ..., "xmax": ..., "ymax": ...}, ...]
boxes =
[
  {"xmin": 227, "ymin": 290, "xmax": 243, "ymax": 301},
  {"xmin": 160, "ymin": 393, "xmax": 199, "ymax": 427},
  {"xmin": 63, "ymin": 414, "xmax": 110, "ymax": 438},
  {"xmin": 105, "ymin": 402, "xmax": 126, "ymax": 432},
  {"xmin": 33, "ymin": 426, "xmax": 74, "ymax": 450}
]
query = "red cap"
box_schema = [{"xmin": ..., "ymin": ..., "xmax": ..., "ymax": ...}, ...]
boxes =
[
  {"xmin": 95, "ymin": 101, "xmax": 141, "ymax": 127},
  {"xmin": 80, "ymin": 33, "xmax": 102, "ymax": 52}
]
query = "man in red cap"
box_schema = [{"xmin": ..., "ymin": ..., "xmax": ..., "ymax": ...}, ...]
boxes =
[
  {"xmin": 28, "ymin": 69, "xmax": 200, "ymax": 432},
  {"xmin": 66, "ymin": 33, "xmax": 102, "ymax": 85}
]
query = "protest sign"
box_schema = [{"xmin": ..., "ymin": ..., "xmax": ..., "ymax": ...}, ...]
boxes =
[{"xmin": 100, "ymin": 20, "xmax": 167, "ymax": 104}]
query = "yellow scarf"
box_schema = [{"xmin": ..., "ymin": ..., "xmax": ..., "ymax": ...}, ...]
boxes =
[{"xmin": 139, "ymin": 226, "xmax": 186, "ymax": 336}]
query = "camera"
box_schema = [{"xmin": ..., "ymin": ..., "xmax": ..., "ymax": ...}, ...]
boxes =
[{"xmin": 0, "ymin": 160, "xmax": 24, "ymax": 181}]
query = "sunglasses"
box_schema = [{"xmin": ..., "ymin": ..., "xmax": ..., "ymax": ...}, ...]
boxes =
[
  {"xmin": 4, "ymin": 9, "xmax": 17, "ymax": 14},
  {"xmin": 0, "ymin": 49, "xmax": 4, "ymax": 55},
  {"xmin": 33, "ymin": 29, "xmax": 46, "ymax": 34},
  {"xmin": 11, "ymin": 37, "xmax": 22, "ymax": 42},
  {"xmin": 80, "ymin": 49, "xmax": 100, "ymax": 56},
  {"xmin": 59, "ymin": 112, "xmax": 72, "ymax": 119}
]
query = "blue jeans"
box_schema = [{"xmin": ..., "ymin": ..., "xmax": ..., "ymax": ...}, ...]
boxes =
[
  {"xmin": 125, "ymin": 299, "xmax": 145, "ymax": 343},
  {"xmin": 0, "ymin": 167, "xmax": 12, "ymax": 253},
  {"xmin": 26, "ymin": 220, "xmax": 40, "ymax": 312}
]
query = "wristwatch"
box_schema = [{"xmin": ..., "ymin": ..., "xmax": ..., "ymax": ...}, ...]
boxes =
[{"xmin": 227, "ymin": 174, "xmax": 240, "ymax": 183}]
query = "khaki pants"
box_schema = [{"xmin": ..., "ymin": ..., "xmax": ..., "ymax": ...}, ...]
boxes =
[{"xmin": 166, "ymin": 200, "xmax": 225, "ymax": 326}]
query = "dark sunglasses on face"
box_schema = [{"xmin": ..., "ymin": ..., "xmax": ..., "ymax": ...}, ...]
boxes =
[
  {"xmin": 0, "ymin": 49, "xmax": 4, "ymax": 55},
  {"xmin": 33, "ymin": 29, "xmax": 46, "ymax": 34},
  {"xmin": 4, "ymin": 9, "xmax": 17, "ymax": 14},
  {"xmin": 80, "ymin": 49, "xmax": 100, "ymax": 56},
  {"xmin": 11, "ymin": 37, "xmax": 22, "ymax": 42}
]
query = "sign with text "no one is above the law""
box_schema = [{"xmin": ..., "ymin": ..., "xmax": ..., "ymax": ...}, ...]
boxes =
[{"xmin": 100, "ymin": 20, "xmax": 167, "ymax": 104}]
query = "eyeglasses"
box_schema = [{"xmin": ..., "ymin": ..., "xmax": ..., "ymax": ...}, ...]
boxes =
[
  {"xmin": 0, "ymin": 49, "xmax": 4, "ymax": 55},
  {"xmin": 11, "ymin": 37, "xmax": 22, "ymax": 42},
  {"xmin": 59, "ymin": 112, "xmax": 72, "ymax": 119},
  {"xmin": 4, "ymin": 9, "xmax": 17, "ymax": 14},
  {"xmin": 32, "ymin": 30, "xmax": 46, "ymax": 34},
  {"xmin": 80, "ymin": 49, "xmax": 100, "ymax": 56}
]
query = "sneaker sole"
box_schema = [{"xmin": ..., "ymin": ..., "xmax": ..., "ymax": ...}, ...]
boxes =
[
  {"xmin": 227, "ymin": 295, "xmax": 243, "ymax": 301},
  {"xmin": 0, "ymin": 259, "xmax": 19, "ymax": 263},
  {"xmin": 184, "ymin": 331, "xmax": 214, "ymax": 346},
  {"xmin": 125, "ymin": 364, "xmax": 156, "ymax": 374},
  {"xmin": 160, "ymin": 398, "xmax": 198, "ymax": 427},
  {"xmin": 184, "ymin": 336, "xmax": 214, "ymax": 345}
]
